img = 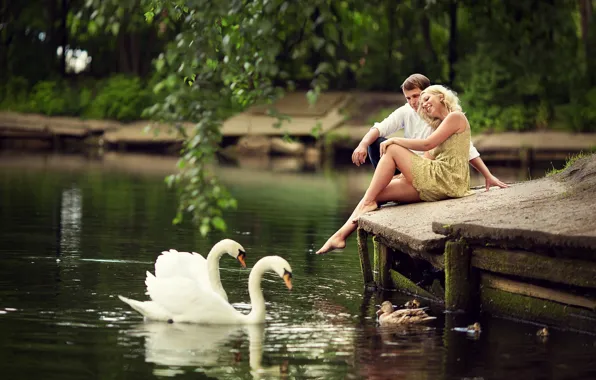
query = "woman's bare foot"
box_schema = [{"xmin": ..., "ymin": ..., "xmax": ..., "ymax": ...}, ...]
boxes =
[
  {"xmin": 316, "ymin": 235, "xmax": 346, "ymax": 254},
  {"xmin": 351, "ymin": 201, "xmax": 378, "ymax": 223}
]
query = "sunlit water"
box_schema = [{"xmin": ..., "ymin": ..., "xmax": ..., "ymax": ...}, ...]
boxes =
[{"xmin": 1, "ymin": 152, "xmax": 595, "ymax": 380}]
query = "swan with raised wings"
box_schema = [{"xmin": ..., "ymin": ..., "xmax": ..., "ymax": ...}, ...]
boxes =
[
  {"xmin": 155, "ymin": 239, "xmax": 246, "ymax": 302},
  {"xmin": 119, "ymin": 255, "xmax": 292, "ymax": 324}
]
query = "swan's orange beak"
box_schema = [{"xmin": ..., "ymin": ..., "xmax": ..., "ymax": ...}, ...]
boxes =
[
  {"xmin": 376, "ymin": 308, "xmax": 384, "ymax": 316},
  {"xmin": 237, "ymin": 251, "xmax": 246, "ymax": 268},
  {"xmin": 283, "ymin": 272, "xmax": 293, "ymax": 290}
]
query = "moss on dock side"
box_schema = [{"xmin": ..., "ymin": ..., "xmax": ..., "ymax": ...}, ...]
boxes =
[
  {"xmin": 445, "ymin": 240, "xmax": 472, "ymax": 311},
  {"xmin": 481, "ymin": 287, "xmax": 596, "ymax": 333},
  {"xmin": 389, "ymin": 269, "xmax": 440, "ymax": 301}
]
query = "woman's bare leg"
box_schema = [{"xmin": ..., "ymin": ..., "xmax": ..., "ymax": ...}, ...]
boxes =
[
  {"xmin": 349, "ymin": 144, "xmax": 418, "ymax": 222},
  {"xmin": 316, "ymin": 179, "xmax": 420, "ymax": 254},
  {"xmin": 316, "ymin": 146, "xmax": 421, "ymax": 254}
]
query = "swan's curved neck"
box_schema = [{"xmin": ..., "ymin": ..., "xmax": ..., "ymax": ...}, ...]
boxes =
[
  {"xmin": 206, "ymin": 242, "xmax": 228, "ymax": 292},
  {"xmin": 245, "ymin": 259, "xmax": 270, "ymax": 323}
]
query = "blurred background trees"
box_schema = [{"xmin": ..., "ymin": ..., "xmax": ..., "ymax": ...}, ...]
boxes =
[
  {"xmin": 1, "ymin": 0, "xmax": 594, "ymax": 232},
  {"xmin": 1, "ymin": 0, "xmax": 594, "ymax": 131}
]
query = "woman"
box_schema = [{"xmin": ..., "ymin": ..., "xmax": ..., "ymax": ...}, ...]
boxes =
[{"xmin": 316, "ymin": 85, "xmax": 473, "ymax": 254}]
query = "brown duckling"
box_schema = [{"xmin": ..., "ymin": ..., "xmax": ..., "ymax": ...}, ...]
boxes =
[
  {"xmin": 376, "ymin": 301, "xmax": 436, "ymax": 326},
  {"xmin": 404, "ymin": 299, "xmax": 421, "ymax": 309},
  {"xmin": 468, "ymin": 322, "xmax": 481, "ymax": 332},
  {"xmin": 453, "ymin": 322, "xmax": 481, "ymax": 334},
  {"xmin": 536, "ymin": 327, "xmax": 549, "ymax": 337}
]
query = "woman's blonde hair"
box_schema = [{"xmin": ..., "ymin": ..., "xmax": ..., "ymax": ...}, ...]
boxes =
[{"xmin": 417, "ymin": 85, "xmax": 462, "ymax": 129}]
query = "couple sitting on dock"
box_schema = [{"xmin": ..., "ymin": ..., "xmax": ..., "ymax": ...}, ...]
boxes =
[{"xmin": 316, "ymin": 74, "xmax": 508, "ymax": 254}]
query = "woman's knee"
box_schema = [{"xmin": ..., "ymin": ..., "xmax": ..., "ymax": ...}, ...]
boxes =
[{"xmin": 387, "ymin": 144, "xmax": 409, "ymax": 156}]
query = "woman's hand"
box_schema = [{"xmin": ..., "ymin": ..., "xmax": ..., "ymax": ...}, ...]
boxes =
[{"xmin": 380, "ymin": 138, "xmax": 398, "ymax": 156}]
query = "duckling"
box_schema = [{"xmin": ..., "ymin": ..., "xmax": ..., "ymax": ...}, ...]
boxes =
[
  {"xmin": 536, "ymin": 327, "xmax": 549, "ymax": 337},
  {"xmin": 404, "ymin": 299, "xmax": 421, "ymax": 309},
  {"xmin": 376, "ymin": 301, "xmax": 436, "ymax": 326},
  {"xmin": 453, "ymin": 322, "xmax": 481, "ymax": 334}
]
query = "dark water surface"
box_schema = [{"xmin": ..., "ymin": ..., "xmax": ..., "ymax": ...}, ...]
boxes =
[{"xmin": 1, "ymin": 152, "xmax": 595, "ymax": 380}]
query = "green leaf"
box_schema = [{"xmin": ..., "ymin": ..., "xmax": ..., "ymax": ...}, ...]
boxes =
[
  {"xmin": 155, "ymin": 57, "xmax": 165, "ymax": 72},
  {"xmin": 111, "ymin": 22, "xmax": 120, "ymax": 36},
  {"xmin": 88, "ymin": 21, "xmax": 98, "ymax": 35},
  {"xmin": 325, "ymin": 44, "xmax": 336, "ymax": 57},
  {"xmin": 311, "ymin": 121, "xmax": 323, "ymax": 139},
  {"xmin": 145, "ymin": 11, "xmax": 155, "ymax": 22},
  {"xmin": 212, "ymin": 216, "xmax": 226, "ymax": 231},
  {"xmin": 306, "ymin": 90, "xmax": 319, "ymax": 106},
  {"xmin": 199, "ymin": 224, "xmax": 210, "ymax": 236}
]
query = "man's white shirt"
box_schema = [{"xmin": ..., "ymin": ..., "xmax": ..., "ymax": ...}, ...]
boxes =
[{"xmin": 372, "ymin": 104, "xmax": 480, "ymax": 160}]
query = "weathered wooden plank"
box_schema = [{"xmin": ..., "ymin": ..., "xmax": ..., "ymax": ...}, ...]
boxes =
[
  {"xmin": 389, "ymin": 269, "xmax": 440, "ymax": 301},
  {"xmin": 472, "ymin": 247, "xmax": 596, "ymax": 289},
  {"xmin": 444, "ymin": 240, "xmax": 472, "ymax": 311},
  {"xmin": 367, "ymin": 233, "xmax": 445, "ymax": 269},
  {"xmin": 481, "ymin": 287, "xmax": 596, "ymax": 333},
  {"xmin": 481, "ymin": 273, "xmax": 596, "ymax": 311},
  {"xmin": 356, "ymin": 228, "xmax": 374, "ymax": 286}
]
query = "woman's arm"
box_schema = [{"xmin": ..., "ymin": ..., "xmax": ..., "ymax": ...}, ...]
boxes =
[{"xmin": 380, "ymin": 112, "xmax": 466, "ymax": 155}]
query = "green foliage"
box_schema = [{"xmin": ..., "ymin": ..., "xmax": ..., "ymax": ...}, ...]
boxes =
[
  {"xmin": 0, "ymin": 77, "xmax": 30, "ymax": 111},
  {"xmin": 0, "ymin": 76, "xmax": 153, "ymax": 121},
  {"xmin": 85, "ymin": 75, "xmax": 153, "ymax": 122},
  {"xmin": 556, "ymin": 88, "xmax": 596, "ymax": 133},
  {"xmin": 546, "ymin": 151, "xmax": 590, "ymax": 177},
  {"xmin": 454, "ymin": 0, "xmax": 586, "ymax": 132},
  {"xmin": 28, "ymin": 81, "xmax": 82, "ymax": 116},
  {"xmin": 142, "ymin": 0, "xmax": 358, "ymax": 234}
]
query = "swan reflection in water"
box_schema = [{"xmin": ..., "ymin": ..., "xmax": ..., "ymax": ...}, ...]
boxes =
[{"xmin": 128, "ymin": 322, "xmax": 288, "ymax": 379}]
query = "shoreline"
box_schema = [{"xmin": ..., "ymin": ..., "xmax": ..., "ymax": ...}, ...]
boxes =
[{"xmin": 1, "ymin": 111, "xmax": 595, "ymax": 164}]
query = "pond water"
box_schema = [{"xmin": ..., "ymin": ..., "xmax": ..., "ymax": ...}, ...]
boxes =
[{"xmin": 1, "ymin": 152, "xmax": 595, "ymax": 380}]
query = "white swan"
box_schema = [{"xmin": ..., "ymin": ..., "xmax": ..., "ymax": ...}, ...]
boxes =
[
  {"xmin": 154, "ymin": 239, "xmax": 246, "ymax": 302},
  {"xmin": 119, "ymin": 255, "xmax": 293, "ymax": 324}
]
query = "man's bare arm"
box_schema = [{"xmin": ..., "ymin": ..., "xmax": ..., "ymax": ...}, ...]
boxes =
[{"xmin": 352, "ymin": 128, "xmax": 380, "ymax": 166}]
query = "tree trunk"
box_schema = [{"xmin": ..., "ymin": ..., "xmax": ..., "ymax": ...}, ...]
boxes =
[
  {"xmin": 420, "ymin": 13, "xmax": 437, "ymax": 62},
  {"xmin": 60, "ymin": 0, "xmax": 68, "ymax": 76},
  {"xmin": 0, "ymin": 0, "xmax": 8, "ymax": 83},
  {"xmin": 118, "ymin": 33, "xmax": 131, "ymax": 74},
  {"xmin": 47, "ymin": 0, "xmax": 58, "ymax": 74},
  {"xmin": 142, "ymin": 30, "xmax": 156, "ymax": 77},
  {"xmin": 448, "ymin": 0, "xmax": 458, "ymax": 86},
  {"xmin": 130, "ymin": 33, "xmax": 141, "ymax": 76},
  {"xmin": 580, "ymin": 0, "xmax": 594, "ymax": 84},
  {"xmin": 386, "ymin": 0, "xmax": 396, "ymax": 90}
]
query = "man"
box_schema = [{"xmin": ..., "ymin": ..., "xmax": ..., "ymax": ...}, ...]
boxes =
[{"xmin": 351, "ymin": 73, "xmax": 508, "ymax": 190}]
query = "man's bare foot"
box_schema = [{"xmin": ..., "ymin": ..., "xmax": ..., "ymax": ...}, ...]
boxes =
[
  {"xmin": 316, "ymin": 236, "xmax": 346, "ymax": 254},
  {"xmin": 351, "ymin": 201, "xmax": 378, "ymax": 224}
]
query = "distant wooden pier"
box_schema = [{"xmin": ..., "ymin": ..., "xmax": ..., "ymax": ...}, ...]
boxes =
[
  {"xmin": 2, "ymin": 90, "xmax": 596, "ymax": 162},
  {"xmin": 357, "ymin": 154, "xmax": 596, "ymax": 333}
]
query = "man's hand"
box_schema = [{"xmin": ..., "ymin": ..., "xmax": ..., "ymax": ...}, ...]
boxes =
[
  {"xmin": 485, "ymin": 174, "xmax": 509, "ymax": 191},
  {"xmin": 352, "ymin": 144, "xmax": 368, "ymax": 166}
]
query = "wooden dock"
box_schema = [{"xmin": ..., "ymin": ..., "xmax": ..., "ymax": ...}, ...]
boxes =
[{"xmin": 356, "ymin": 154, "xmax": 596, "ymax": 333}]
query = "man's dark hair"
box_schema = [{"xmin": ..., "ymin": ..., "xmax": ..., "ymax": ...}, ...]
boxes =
[{"xmin": 401, "ymin": 74, "xmax": 431, "ymax": 91}]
